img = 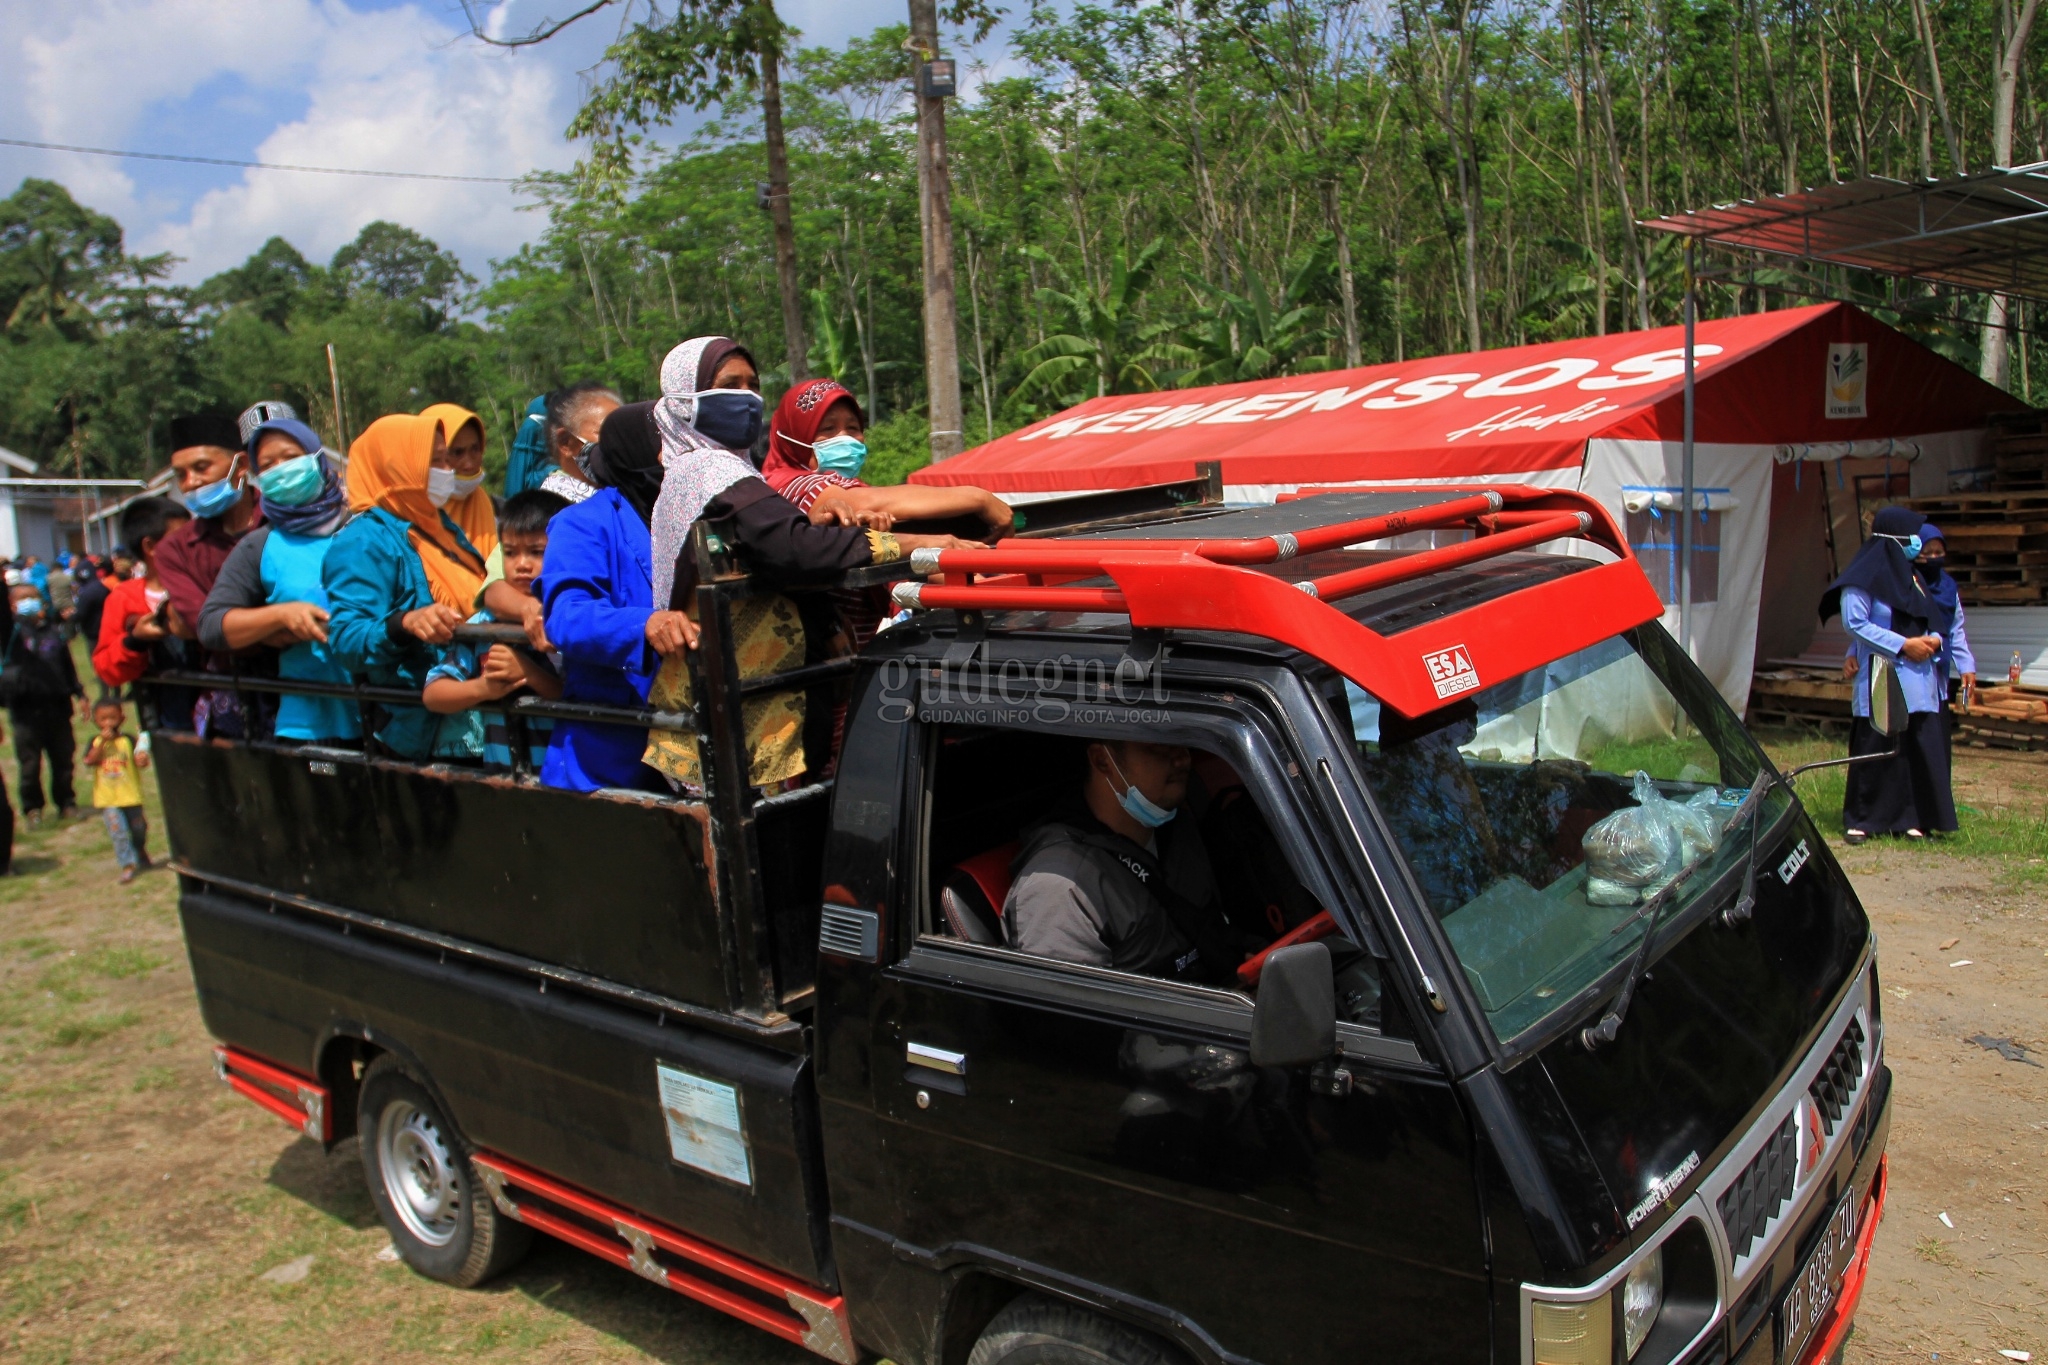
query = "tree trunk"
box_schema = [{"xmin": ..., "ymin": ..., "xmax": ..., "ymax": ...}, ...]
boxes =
[
  {"xmin": 757, "ymin": 37, "xmax": 808, "ymax": 383},
  {"xmin": 1323, "ymin": 181, "xmax": 1363, "ymax": 366},
  {"xmin": 909, "ymin": 0, "xmax": 966, "ymax": 460},
  {"xmin": 1909, "ymin": 0, "xmax": 1966, "ymax": 174},
  {"xmin": 1451, "ymin": 14, "xmax": 1484, "ymax": 352},
  {"xmin": 1980, "ymin": 0, "xmax": 2041, "ymax": 386},
  {"xmin": 1578, "ymin": 0, "xmax": 1650, "ymax": 329}
]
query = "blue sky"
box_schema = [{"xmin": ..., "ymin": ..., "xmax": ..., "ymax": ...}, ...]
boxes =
[{"xmin": 0, "ymin": 0, "xmax": 961, "ymax": 284}]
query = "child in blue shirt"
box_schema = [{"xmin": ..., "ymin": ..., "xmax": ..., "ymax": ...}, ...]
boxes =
[{"xmin": 424, "ymin": 490, "xmax": 567, "ymax": 769}]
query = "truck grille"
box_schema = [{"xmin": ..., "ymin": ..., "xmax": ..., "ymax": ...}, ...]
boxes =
[
  {"xmin": 1717, "ymin": 1113, "xmax": 1797, "ymax": 1261},
  {"xmin": 1808, "ymin": 1016, "xmax": 1866, "ymax": 1136}
]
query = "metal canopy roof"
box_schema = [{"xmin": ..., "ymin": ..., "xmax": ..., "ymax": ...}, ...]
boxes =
[{"xmin": 1642, "ymin": 162, "xmax": 2048, "ymax": 303}]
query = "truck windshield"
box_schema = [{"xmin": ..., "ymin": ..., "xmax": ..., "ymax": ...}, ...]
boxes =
[{"xmin": 1327, "ymin": 627, "xmax": 1790, "ymax": 1045}]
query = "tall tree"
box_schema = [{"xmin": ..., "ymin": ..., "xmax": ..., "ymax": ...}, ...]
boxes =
[{"xmin": 566, "ymin": 0, "xmax": 812, "ymax": 382}]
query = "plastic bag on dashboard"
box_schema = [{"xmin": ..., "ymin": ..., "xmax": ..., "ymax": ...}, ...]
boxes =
[
  {"xmin": 1582, "ymin": 772, "xmax": 1680, "ymax": 905},
  {"xmin": 1581, "ymin": 772, "xmax": 1725, "ymax": 906}
]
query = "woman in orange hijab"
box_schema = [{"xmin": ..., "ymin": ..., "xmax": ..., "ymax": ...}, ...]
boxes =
[
  {"xmin": 418, "ymin": 402, "xmax": 499, "ymax": 593},
  {"xmin": 321, "ymin": 412, "xmax": 485, "ymax": 758}
]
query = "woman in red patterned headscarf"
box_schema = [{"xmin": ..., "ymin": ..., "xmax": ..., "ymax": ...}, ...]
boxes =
[{"xmin": 762, "ymin": 378, "xmax": 1012, "ymax": 538}]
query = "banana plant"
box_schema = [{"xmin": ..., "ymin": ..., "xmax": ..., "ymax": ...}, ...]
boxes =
[
  {"xmin": 1011, "ymin": 237, "xmax": 1180, "ymax": 407},
  {"xmin": 1167, "ymin": 238, "xmax": 1338, "ymax": 385}
]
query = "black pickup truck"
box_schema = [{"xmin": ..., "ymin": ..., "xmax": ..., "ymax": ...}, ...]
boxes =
[{"xmin": 161, "ymin": 476, "xmax": 1888, "ymax": 1365}]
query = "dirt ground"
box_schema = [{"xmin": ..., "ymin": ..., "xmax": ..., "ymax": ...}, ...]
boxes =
[{"xmin": 0, "ymin": 708, "xmax": 2042, "ymax": 1363}]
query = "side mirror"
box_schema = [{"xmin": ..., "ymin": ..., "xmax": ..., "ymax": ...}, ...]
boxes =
[{"xmin": 1249, "ymin": 941, "xmax": 1336, "ymax": 1068}]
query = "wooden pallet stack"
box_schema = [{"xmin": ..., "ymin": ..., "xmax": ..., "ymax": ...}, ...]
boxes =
[
  {"xmin": 1986, "ymin": 409, "xmax": 2048, "ymax": 490},
  {"xmin": 1747, "ymin": 665, "xmax": 1856, "ymax": 733},
  {"xmin": 1904, "ymin": 488, "xmax": 2048, "ymax": 605},
  {"xmin": 1955, "ymin": 682, "xmax": 2048, "ymax": 751}
]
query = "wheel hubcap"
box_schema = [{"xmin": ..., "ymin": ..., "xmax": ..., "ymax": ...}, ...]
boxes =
[{"xmin": 377, "ymin": 1099, "xmax": 463, "ymax": 1248}]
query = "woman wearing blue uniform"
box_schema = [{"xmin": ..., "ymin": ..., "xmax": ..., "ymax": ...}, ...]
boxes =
[{"xmin": 1821, "ymin": 505, "xmax": 1956, "ymax": 842}]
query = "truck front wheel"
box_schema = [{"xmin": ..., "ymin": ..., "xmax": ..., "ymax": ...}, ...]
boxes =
[
  {"xmin": 357, "ymin": 1056, "xmax": 529, "ymax": 1287},
  {"xmin": 968, "ymin": 1294, "xmax": 1188, "ymax": 1365}
]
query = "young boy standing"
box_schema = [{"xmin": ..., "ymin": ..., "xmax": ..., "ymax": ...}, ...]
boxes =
[
  {"xmin": 83, "ymin": 698, "xmax": 150, "ymax": 883},
  {"xmin": 424, "ymin": 490, "xmax": 568, "ymax": 769}
]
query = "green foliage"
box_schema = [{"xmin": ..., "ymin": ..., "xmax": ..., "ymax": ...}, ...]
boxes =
[
  {"xmin": 5, "ymin": 0, "xmax": 2045, "ymax": 483},
  {"xmin": 862, "ymin": 414, "xmax": 936, "ymax": 486}
]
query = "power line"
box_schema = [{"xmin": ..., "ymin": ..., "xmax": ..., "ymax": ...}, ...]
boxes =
[{"xmin": 0, "ymin": 136, "xmax": 523, "ymax": 185}]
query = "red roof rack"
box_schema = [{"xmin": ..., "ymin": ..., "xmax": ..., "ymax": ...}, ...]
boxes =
[{"xmin": 889, "ymin": 485, "xmax": 1664, "ymax": 717}]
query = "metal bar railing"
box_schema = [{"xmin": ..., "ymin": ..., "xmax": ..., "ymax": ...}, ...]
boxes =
[{"xmin": 142, "ymin": 670, "xmax": 697, "ymax": 733}]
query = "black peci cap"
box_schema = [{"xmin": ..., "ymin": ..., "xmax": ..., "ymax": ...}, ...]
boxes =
[{"xmin": 167, "ymin": 410, "xmax": 243, "ymax": 453}]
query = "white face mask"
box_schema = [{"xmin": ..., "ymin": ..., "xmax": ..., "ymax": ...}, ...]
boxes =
[
  {"xmin": 426, "ymin": 466, "xmax": 458, "ymax": 508},
  {"xmin": 452, "ymin": 471, "xmax": 484, "ymax": 499}
]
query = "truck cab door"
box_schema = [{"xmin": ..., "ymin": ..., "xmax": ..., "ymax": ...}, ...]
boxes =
[{"xmin": 858, "ymin": 681, "xmax": 1490, "ymax": 1365}]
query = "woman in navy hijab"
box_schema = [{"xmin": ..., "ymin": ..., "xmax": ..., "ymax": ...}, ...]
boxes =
[{"xmin": 1820, "ymin": 505, "xmax": 1956, "ymax": 842}]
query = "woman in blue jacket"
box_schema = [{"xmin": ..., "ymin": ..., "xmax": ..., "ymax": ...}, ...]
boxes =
[
  {"xmin": 322, "ymin": 413, "xmax": 483, "ymax": 760},
  {"xmin": 196, "ymin": 417, "xmax": 359, "ymax": 744}
]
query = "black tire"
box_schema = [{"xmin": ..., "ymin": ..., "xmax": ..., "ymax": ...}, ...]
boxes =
[
  {"xmin": 967, "ymin": 1294, "xmax": 1188, "ymax": 1365},
  {"xmin": 356, "ymin": 1055, "xmax": 529, "ymax": 1287}
]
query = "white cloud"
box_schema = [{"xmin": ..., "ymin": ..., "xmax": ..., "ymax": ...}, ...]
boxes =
[
  {"xmin": 145, "ymin": 8, "xmax": 577, "ymax": 280},
  {"xmin": 3, "ymin": 0, "xmax": 582, "ymax": 282}
]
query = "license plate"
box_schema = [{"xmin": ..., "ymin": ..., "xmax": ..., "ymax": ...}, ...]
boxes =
[{"xmin": 1778, "ymin": 1193, "xmax": 1862, "ymax": 1364}]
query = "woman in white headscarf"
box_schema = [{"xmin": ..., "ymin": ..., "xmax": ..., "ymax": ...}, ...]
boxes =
[{"xmin": 540, "ymin": 335, "xmax": 974, "ymax": 794}]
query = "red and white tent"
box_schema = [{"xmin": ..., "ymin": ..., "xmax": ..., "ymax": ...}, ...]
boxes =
[{"xmin": 916, "ymin": 303, "xmax": 2024, "ymax": 709}]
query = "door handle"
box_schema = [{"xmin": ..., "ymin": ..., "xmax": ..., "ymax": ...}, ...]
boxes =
[{"xmin": 906, "ymin": 1042, "xmax": 967, "ymax": 1076}]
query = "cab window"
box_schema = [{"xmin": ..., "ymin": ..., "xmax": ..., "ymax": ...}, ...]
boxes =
[{"xmin": 916, "ymin": 720, "xmax": 1388, "ymax": 1031}]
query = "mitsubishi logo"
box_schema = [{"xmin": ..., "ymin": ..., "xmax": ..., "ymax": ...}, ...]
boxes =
[{"xmin": 1795, "ymin": 1096, "xmax": 1828, "ymax": 1186}]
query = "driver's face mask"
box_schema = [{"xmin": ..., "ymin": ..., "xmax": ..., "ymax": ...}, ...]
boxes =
[{"xmin": 1106, "ymin": 749, "xmax": 1177, "ymax": 829}]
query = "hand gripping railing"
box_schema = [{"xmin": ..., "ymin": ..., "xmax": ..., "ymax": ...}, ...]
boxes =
[{"xmin": 886, "ymin": 485, "xmax": 1665, "ymax": 718}]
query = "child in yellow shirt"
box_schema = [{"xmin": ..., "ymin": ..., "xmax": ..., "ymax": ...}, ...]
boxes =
[{"xmin": 83, "ymin": 698, "xmax": 150, "ymax": 884}]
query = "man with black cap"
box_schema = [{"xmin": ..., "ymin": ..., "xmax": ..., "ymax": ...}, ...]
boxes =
[
  {"xmin": 155, "ymin": 410, "xmax": 261, "ymax": 640},
  {"xmin": 154, "ymin": 409, "xmax": 269, "ymax": 736}
]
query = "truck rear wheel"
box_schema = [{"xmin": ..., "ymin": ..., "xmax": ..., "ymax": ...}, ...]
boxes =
[
  {"xmin": 357, "ymin": 1056, "xmax": 529, "ymax": 1287},
  {"xmin": 967, "ymin": 1294, "xmax": 1187, "ymax": 1365}
]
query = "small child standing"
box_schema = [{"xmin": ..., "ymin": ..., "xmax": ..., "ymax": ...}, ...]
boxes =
[
  {"xmin": 424, "ymin": 489, "xmax": 568, "ymax": 769},
  {"xmin": 83, "ymin": 698, "xmax": 150, "ymax": 883}
]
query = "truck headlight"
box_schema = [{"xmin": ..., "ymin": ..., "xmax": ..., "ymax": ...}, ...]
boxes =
[
  {"xmin": 1621, "ymin": 1249, "xmax": 1664, "ymax": 1359},
  {"xmin": 1530, "ymin": 1296, "xmax": 1611, "ymax": 1365}
]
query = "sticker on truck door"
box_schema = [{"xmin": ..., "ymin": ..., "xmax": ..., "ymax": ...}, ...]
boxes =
[
  {"xmin": 1424, "ymin": 644, "xmax": 1480, "ymax": 699},
  {"xmin": 656, "ymin": 1063, "xmax": 753, "ymax": 1187}
]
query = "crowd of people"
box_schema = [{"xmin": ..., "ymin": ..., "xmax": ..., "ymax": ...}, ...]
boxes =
[{"xmin": 0, "ymin": 334, "xmax": 1015, "ymax": 882}]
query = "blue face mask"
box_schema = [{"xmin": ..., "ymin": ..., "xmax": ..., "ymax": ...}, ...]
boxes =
[
  {"xmin": 256, "ymin": 453, "xmax": 325, "ymax": 507},
  {"xmin": 691, "ymin": 389, "xmax": 764, "ymax": 450},
  {"xmin": 13, "ymin": 598, "xmax": 42, "ymax": 620},
  {"xmin": 1884, "ymin": 532, "xmax": 1923, "ymax": 560},
  {"xmin": 181, "ymin": 456, "xmax": 245, "ymax": 518},
  {"xmin": 1107, "ymin": 750, "xmax": 1177, "ymax": 829},
  {"xmin": 813, "ymin": 434, "xmax": 869, "ymax": 478}
]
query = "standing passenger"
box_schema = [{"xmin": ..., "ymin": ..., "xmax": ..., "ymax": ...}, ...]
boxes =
[
  {"xmin": 157, "ymin": 409, "xmax": 268, "ymax": 736},
  {"xmin": 481, "ymin": 383, "xmax": 622, "ymax": 647},
  {"xmin": 1821, "ymin": 506, "xmax": 1954, "ymax": 842},
  {"xmin": 92, "ymin": 497, "xmax": 196, "ymax": 731},
  {"xmin": 196, "ymin": 418, "xmax": 360, "ymax": 746},
  {"xmin": 540, "ymin": 335, "xmax": 974, "ymax": 793},
  {"xmin": 763, "ymin": 378, "xmax": 1011, "ymax": 652},
  {"xmin": 322, "ymin": 414, "xmax": 482, "ymax": 760},
  {"xmin": 417, "ymin": 403, "xmax": 500, "ymax": 607}
]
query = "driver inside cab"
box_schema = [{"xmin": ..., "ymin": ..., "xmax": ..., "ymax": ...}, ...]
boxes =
[{"xmin": 1003, "ymin": 740, "xmax": 1258, "ymax": 985}]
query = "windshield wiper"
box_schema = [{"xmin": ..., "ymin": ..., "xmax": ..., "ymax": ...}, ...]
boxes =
[{"xmin": 1581, "ymin": 749, "xmax": 1890, "ymax": 1051}]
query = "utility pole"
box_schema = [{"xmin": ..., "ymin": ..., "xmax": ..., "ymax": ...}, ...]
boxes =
[
  {"xmin": 758, "ymin": 27, "xmax": 809, "ymax": 384},
  {"xmin": 908, "ymin": 0, "xmax": 965, "ymax": 460}
]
